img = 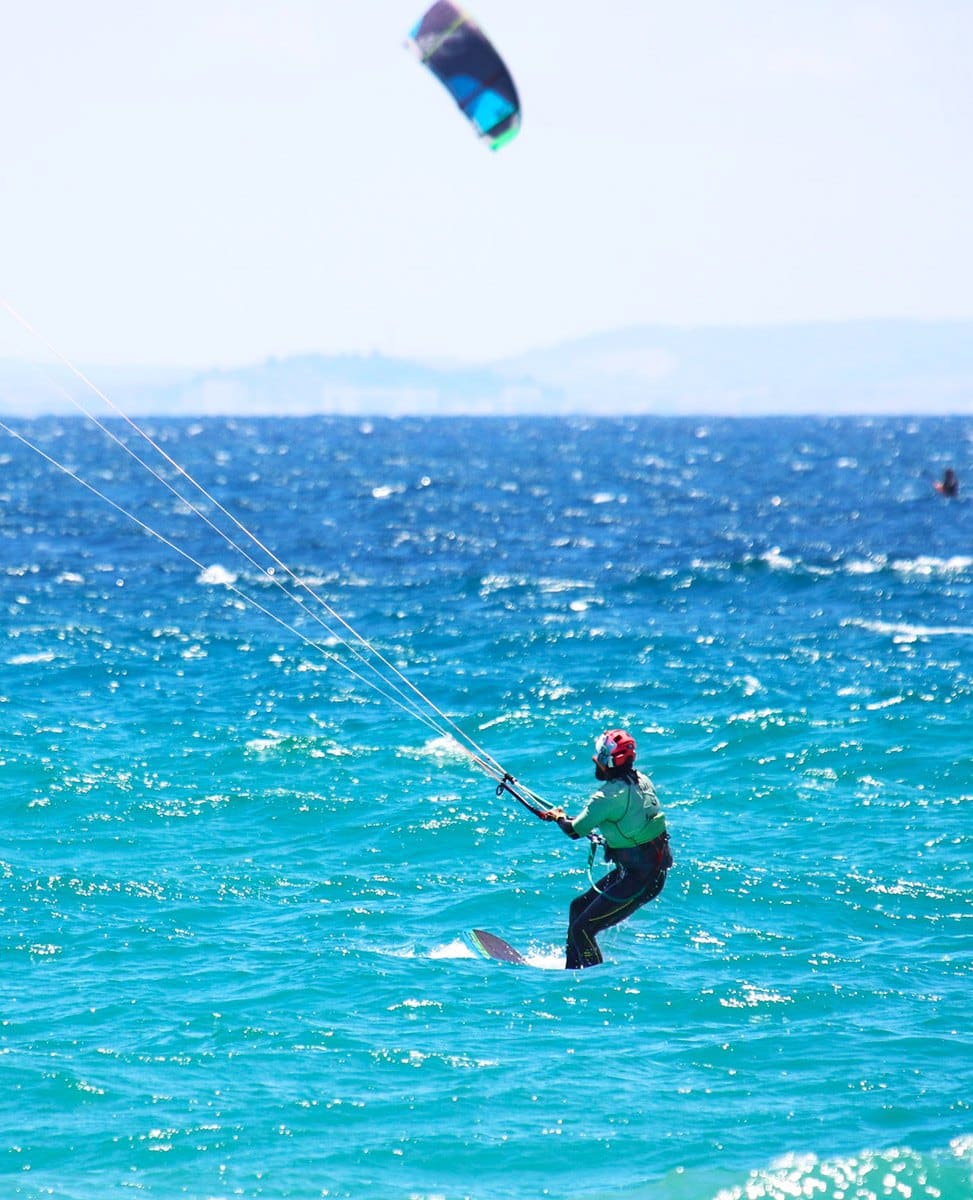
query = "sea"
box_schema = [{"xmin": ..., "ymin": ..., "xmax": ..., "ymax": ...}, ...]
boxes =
[{"xmin": 1, "ymin": 413, "xmax": 971, "ymax": 1200}]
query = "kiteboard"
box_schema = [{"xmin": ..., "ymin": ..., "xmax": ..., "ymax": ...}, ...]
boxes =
[{"xmin": 466, "ymin": 928, "xmax": 526, "ymax": 965}]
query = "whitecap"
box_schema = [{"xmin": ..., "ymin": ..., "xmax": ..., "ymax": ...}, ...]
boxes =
[
  {"xmin": 852, "ymin": 618, "xmax": 973, "ymax": 640},
  {"xmin": 478, "ymin": 708, "xmax": 531, "ymax": 731},
  {"xmin": 197, "ymin": 564, "xmax": 237, "ymax": 586},
  {"xmin": 728, "ymin": 707, "xmax": 783, "ymax": 725},
  {"xmin": 538, "ymin": 578, "xmax": 592, "ymax": 594},
  {"xmin": 479, "ymin": 574, "xmax": 524, "ymax": 594},
  {"xmin": 892, "ymin": 555, "xmax": 973, "ymax": 577},
  {"xmin": 846, "ymin": 556, "xmax": 885, "ymax": 574},
  {"xmin": 404, "ymin": 735, "xmax": 467, "ymax": 762},
  {"xmin": 761, "ymin": 548, "xmax": 795, "ymax": 570},
  {"xmin": 245, "ymin": 735, "xmax": 286, "ymax": 756}
]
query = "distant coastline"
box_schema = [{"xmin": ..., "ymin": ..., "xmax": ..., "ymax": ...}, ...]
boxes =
[{"xmin": 2, "ymin": 319, "xmax": 972, "ymax": 417}]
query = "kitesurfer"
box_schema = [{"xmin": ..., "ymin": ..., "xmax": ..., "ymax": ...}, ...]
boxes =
[
  {"xmin": 549, "ymin": 729, "xmax": 672, "ymax": 970},
  {"xmin": 934, "ymin": 468, "xmax": 959, "ymax": 497}
]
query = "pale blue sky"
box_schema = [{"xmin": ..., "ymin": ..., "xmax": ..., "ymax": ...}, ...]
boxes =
[{"xmin": 2, "ymin": 1, "xmax": 971, "ymax": 368}]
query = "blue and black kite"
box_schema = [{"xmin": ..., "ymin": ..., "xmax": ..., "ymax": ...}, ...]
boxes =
[{"xmin": 408, "ymin": 2, "xmax": 521, "ymax": 150}]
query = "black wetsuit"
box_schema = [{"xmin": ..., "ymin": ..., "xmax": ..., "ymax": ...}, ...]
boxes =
[{"xmin": 565, "ymin": 834, "xmax": 672, "ymax": 970}]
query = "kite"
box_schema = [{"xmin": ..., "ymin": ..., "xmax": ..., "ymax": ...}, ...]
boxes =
[{"xmin": 407, "ymin": 2, "xmax": 521, "ymax": 150}]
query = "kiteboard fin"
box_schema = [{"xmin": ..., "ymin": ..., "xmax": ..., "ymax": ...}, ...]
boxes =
[{"xmin": 466, "ymin": 928, "xmax": 526, "ymax": 965}]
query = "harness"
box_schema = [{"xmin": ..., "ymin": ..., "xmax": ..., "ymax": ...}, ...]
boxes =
[{"xmin": 587, "ymin": 831, "xmax": 672, "ymax": 893}]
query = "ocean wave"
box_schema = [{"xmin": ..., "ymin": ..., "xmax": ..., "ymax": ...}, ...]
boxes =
[
  {"xmin": 849, "ymin": 618, "xmax": 973, "ymax": 640},
  {"xmin": 6, "ymin": 650, "xmax": 56, "ymax": 665},
  {"xmin": 197, "ymin": 563, "xmax": 237, "ymax": 586},
  {"xmin": 402, "ymin": 734, "xmax": 469, "ymax": 763},
  {"xmin": 679, "ymin": 551, "xmax": 973, "ymax": 582},
  {"xmin": 891, "ymin": 554, "xmax": 973, "ymax": 576}
]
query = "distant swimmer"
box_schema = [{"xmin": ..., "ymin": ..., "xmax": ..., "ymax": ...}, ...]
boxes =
[
  {"xmin": 548, "ymin": 729, "xmax": 672, "ymax": 969},
  {"xmin": 934, "ymin": 467, "xmax": 959, "ymax": 497}
]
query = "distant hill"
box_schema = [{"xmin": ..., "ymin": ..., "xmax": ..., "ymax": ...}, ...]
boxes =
[
  {"xmin": 495, "ymin": 320, "xmax": 973, "ymax": 415},
  {"xmin": 2, "ymin": 320, "xmax": 972, "ymax": 417}
]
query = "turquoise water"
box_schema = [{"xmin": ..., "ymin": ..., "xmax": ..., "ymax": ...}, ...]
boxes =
[{"xmin": 2, "ymin": 415, "xmax": 971, "ymax": 1199}]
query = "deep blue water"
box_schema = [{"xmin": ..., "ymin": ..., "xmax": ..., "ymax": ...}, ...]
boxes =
[{"xmin": 2, "ymin": 414, "xmax": 972, "ymax": 1199}]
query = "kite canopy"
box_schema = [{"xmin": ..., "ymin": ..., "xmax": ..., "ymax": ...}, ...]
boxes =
[{"xmin": 408, "ymin": 2, "xmax": 521, "ymax": 150}]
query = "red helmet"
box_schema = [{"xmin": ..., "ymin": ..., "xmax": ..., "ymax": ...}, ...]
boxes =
[{"xmin": 594, "ymin": 729, "xmax": 636, "ymax": 770}]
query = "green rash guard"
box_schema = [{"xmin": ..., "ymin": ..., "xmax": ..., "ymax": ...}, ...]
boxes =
[{"xmin": 569, "ymin": 770, "xmax": 666, "ymax": 849}]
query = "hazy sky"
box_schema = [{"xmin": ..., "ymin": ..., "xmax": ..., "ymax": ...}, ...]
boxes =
[{"xmin": 2, "ymin": 1, "xmax": 971, "ymax": 368}]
